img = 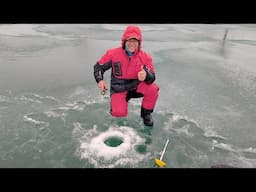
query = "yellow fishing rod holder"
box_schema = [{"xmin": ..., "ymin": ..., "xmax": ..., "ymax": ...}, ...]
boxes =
[{"xmin": 154, "ymin": 158, "xmax": 167, "ymax": 167}]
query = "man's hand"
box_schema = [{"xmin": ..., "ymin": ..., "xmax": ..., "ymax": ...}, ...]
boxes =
[
  {"xmin": 138, "ymin": 66, "xmax": 146, "ymax": 81},
  {"xmin": 98, "ymin": 80, "xmax": 108, "ymax": 95}
]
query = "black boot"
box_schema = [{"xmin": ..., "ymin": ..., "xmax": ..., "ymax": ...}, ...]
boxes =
[{"xmin": 141, "ymin": 107, "xmax": 154, "ymax": 126}]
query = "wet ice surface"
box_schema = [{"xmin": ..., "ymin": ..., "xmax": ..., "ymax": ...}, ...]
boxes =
[{"xmin": 1, "ymin": 24, "xmax": 256, "ymax": 168}]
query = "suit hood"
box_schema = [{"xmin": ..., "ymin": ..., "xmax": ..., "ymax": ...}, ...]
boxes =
[{"xmin": 121, "ymin": 25, "xmax": 142, "ymax": 49}]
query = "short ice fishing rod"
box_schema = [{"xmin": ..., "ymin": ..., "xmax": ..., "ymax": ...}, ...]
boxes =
[{"xmin": 154, "ymin": 139, "xmax": 169, "ymax": 168}]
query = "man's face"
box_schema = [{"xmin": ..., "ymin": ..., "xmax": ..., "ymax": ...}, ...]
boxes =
[{"xmin": 126, "ymin": 38, "xmax": 139, "ymax": 52}]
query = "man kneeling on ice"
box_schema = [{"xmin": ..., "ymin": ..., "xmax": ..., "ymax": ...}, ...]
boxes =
[{"xmin": 93, "ymin": 25, "xmax": 159, "ymax": 126}]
